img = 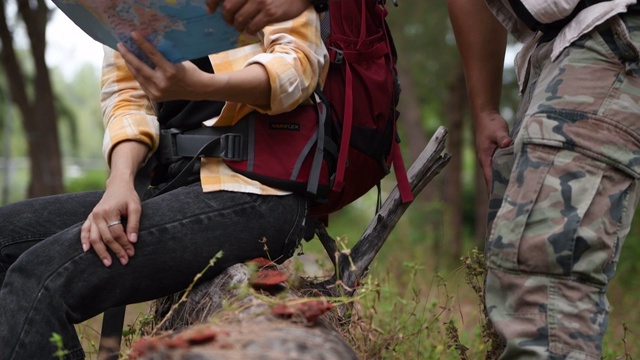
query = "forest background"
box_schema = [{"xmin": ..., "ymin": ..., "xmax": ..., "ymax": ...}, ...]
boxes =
[{"xmin": 0, "ymin": 1, "xmax": 637, "ymax": 359}]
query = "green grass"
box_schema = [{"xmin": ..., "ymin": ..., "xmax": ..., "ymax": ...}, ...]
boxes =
[
  {"xmin": 10, "ymin": 180, "xmax": 623, "ymax": 359},
  {"xmin": 70, "ymin": 205, "xmax": 640, "ymax": 360}
]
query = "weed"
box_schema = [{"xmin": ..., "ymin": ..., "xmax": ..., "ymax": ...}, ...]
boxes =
[
  {"xmin": 75, "ymin": 234, "xmax": 638, "ymax": 359},
  {"xmin": 337, "ymin": 263, "xmax": 461, "ymax": 359},
  {"xmin": 49, "ymin": 332, "xmax": 69, "ymax": 360},
  {"xmin": 461, "ymin": 248, "xmax": 504, "ymax": 359},
  {"xmin": 445, "ymin": 319, "xmax": 469, "ymax": 360},
  {"xmin": 621, "ymin": 323, "xmax": 633, "ymax": 360},
  {"xmin": 122, "ymin": 312, "xmax": 156, "ymax": 349}
]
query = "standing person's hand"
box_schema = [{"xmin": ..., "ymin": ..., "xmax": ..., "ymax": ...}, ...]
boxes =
[
  {"xmin": 207, "ymin": 0, "xmax": 311, "ymax": 34},
  {"xmin": 474, "ymin": 111, "xmax": 511, "ymax": 191}
]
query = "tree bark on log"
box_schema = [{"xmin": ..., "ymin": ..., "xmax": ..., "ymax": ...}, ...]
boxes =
[
  {"xmin": 126, "ymin": 127, "xmax": 450, "ymax": 360},
  {"xmin": 129, "ymin": 263, "xmax": 358, "ymax": 360}
]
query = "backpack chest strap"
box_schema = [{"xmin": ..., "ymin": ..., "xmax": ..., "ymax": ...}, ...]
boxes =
[{"xmin": 327, "ymin": 38, "xmax": 389, "ymax": 64}]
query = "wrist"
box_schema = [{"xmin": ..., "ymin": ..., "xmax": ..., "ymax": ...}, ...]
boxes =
[
  {"xmin": 105, "ymin": 172, "xmax": 136, "ymax": 190},
  {"xmin": 471, "ymin": 106, "xmax": 501, "ymax": 123}
]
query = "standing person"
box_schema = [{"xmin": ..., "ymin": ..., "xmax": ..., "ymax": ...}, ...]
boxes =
[
  {"xmin": 448, "ymin": 0, "xmax": 640, "ymax": 358},
  {"xmin": 0, "ymin": 8, "xmax": 327, "ymax": 359},
  {"xmin": 206, "ymin": 0, "xmax": 328, "ymax": 34}
]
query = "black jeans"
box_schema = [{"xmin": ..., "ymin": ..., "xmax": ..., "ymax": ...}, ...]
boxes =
[{"xmin": 0, "ymin": 183, "xmax": 306, "ymax": 359}]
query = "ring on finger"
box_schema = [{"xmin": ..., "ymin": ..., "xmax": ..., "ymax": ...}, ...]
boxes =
[{"xmin": 107, "ymin": 220, "xmax": 122, "ymax": 228}]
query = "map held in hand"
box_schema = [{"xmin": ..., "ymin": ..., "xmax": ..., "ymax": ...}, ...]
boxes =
[{"xmin": 52, "ymin": 0, "xmax": 240, "ymax": 63}]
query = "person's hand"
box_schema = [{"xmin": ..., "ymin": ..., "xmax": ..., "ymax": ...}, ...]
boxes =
[
  {"xmin": 206, "ymin": 0, "xmax": 311, "ymax": 34},
  {"xmin": 117, "ymin": 32, "xmax": 212, "ymax": 102},
  {"xmin": 81, "ymin": 179, "xmax": 141, "ymax": 267},
  {"xmin": 474, "ymin": 111, "xmax": 512, "ymax": 192}
]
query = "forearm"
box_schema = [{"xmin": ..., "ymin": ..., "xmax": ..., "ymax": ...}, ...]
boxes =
[
  {"xmin": 101, "ymin": 46, "xmax": 159, "ymax": 165},
  {"xmin": 189, "ymin": 63, "xmax": 271, "ymax": 108},
  {"xmin": 211, "ymin": 7, "xmax": 327, "ymax": 114},
  {"xmin": 251, "ymin": 7, "xmax": 327, "ymax": 113},
  {"xmin": 105, "ymin": 141, "xmax": 149, "ymax": 189},
  {"xmin": 447, "ymin": 0, "xmax": 507, "ymax": 125}
]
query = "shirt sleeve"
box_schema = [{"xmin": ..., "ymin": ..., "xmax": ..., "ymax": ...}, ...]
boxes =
[
  {"xmin": 210, "ymin": 7, "xmax": 329, "ymax": 125},
  {"xmin": 100, "ymin": 46, "xmax": 159, "ymax": 166}
]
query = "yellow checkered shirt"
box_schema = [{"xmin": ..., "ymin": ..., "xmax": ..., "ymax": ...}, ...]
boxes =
[{"xmin": 101, "ymin": 8, "xmax": 328, "ymax": 195}]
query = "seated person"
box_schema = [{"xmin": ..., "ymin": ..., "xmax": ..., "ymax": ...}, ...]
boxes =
[{"xmin": 0, "ymin": 7, "xmax": 327, "ymax": 359}]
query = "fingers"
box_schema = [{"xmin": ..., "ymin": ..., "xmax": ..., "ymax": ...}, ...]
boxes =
[
  {"xmin": 499, "ymin": 136, "xmax": 512, "ymax": 148},
  {"xmin": 480, "ymin": 136, "xmax": 512, "ymax": 194},
  {"xmin": 130, "ymin": 32, "xmax": 170, "ymax": 68},
  {"xmin": 206, "ymin": 0, "xmax": 221, "ymax": 13},
  {"xmin": 80, "ymin": 219, "xmax": 93, "ymax": 253},
  {"xmin": 230, "ymin": 4, "xmax": 262, "ymax": 33},
  {"xmin": 125, "ymin": 202, "xmax": 141, "ymax": 244},
  {"xmin": 219, "ymin": 0, "xmax": 265, "ymax": 33},
  {"xmin": 81, "ymin": 217, "xmax": 136, "ymax": 267},
  {"xmin": 117, "ymin": 32, "xmax": 167, "ymax": 71},
  {"xmin": 117, "ymin": 42, "xmax": 146, "ymax": 77},
  {"xmin": 481, "ymin": 158, "xmax": 493, "ymax": 194},
  {"xmin": 117, "ymin": 33, "xmax": 179, "ymax": 102},
  {"xmin": 220, "ymin": 0, "xmax": 247, "ymax": 25},
  {"xmin": 245, "ymin": 11, "xmax": 270, "ymax": 35},
  {"xmin": 100, "ymin": 220, "xmax": 135, "ymax": 266},
  {"xmin": 92, "ymin": 222, "xmax": 114, "ymax": 267}
]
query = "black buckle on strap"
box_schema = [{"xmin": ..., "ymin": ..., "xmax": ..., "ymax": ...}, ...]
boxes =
[
  {"xmin": 158, "ymin": 128, "xmax": 182, "ymax": 164},
  {"xmin": 219, "ymin": 133, "xmax": 244, "ymax": 161},
  {"xmin": 158, "ymin": 126, "xmax": 248, "ymax": 164}
]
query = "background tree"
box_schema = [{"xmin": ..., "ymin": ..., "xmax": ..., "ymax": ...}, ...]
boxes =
[
  {"xmin": 386, "ymin": 1, "xmax": 468, "ymax": 264},
  {"xmin": 386, "ymin": 1, "xmax": 520, "ymax": 264},
  {"xmin": 0, "ymin": 0, "xmax": 63, "ymax": 197},
  {"xmin": 0, "ymin": 3, "xmax": 635, "ymax": 358}
]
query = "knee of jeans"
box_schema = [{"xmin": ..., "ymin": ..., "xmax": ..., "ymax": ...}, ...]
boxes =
[
  {"xmin": 0, "ymin": 244, "xmax": 15, "ymax": 273},
  {"xmin": 0, "ymin": 239, "xmax": 39, "ymax": 272}
]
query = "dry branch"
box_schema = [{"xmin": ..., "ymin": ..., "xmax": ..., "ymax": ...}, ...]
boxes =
[{"xmin": 317, "ymin": 126, "xmax": 450, "ymax": 295}]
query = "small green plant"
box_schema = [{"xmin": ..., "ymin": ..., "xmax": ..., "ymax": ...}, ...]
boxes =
[
  {"xmin": 445, "ymin": 319, "xmax": 469, "ymax": 360},
  {"xmin": 74, "ymin": 322, "xmax": 100, "ymax": 359},
  {"xmin": 122, "ymin": 312, "xmax": 156, "ymax": 350},
  {"xmin": 50, "ymin": 332, "xmax": 69, "ymax": 360},
  {"xmin": 621, "ymin": 323, "xmax": 633, "ymax": 360},
  {"xmin": 461, "ymin": 248, "xmax": 504, "ymax": 359},
  {"xmin": 337, "ymin": 262, "xmax": 461, "ymax": 359}
]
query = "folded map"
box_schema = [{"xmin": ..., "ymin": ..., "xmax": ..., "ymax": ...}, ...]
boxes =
[{"xmin": 52, "ymin": 0, "xmax": 240, "ymax": 64}]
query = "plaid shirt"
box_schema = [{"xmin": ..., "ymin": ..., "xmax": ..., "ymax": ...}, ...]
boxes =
[{"xmin": 101, "ymin": 8, "xmax": 328, "ymax": 195}]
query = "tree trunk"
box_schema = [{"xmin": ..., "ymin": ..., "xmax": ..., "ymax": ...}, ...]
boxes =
[
  {"xmin": 397, "ymin": 64, "xmax": 427, "ymax": 163},
  {"xmin": 397, "ymin": 63, "xmax": 446, "ymax": 266},
  {"xmin": 0, "ymin": 0, "xmax": 64, "ymax": 197},
  {"xmin": 442, "ymin": 67, "xmax": 466, "ymax": 260}
]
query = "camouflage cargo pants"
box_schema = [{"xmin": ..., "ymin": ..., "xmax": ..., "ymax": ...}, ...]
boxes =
[{"xmin": 486, "ymin": 14, "xmax": 640, "ymax": 360}]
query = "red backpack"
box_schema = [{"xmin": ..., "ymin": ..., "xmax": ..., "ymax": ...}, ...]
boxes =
[
  {"xmin": 308, "ymin": 0, "xmax": 413, "ymax": 217},
  {"xmin": 156, "ymin": 0, "xmax": 413, "ymax": 219}
]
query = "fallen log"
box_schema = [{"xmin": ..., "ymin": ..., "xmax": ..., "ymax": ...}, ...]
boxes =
[
  {"xmin": 128, "ymin": 263, "xmax": 357, "ymax": 360},
  {"xmin": 125, "ymin": 126, "xmax": 450, "ymax": 360}
]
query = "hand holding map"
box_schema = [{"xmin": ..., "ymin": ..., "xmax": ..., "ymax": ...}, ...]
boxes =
[{"xmin": 52, "ymin": 0, "xmax": 240, "ymax": 64}]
